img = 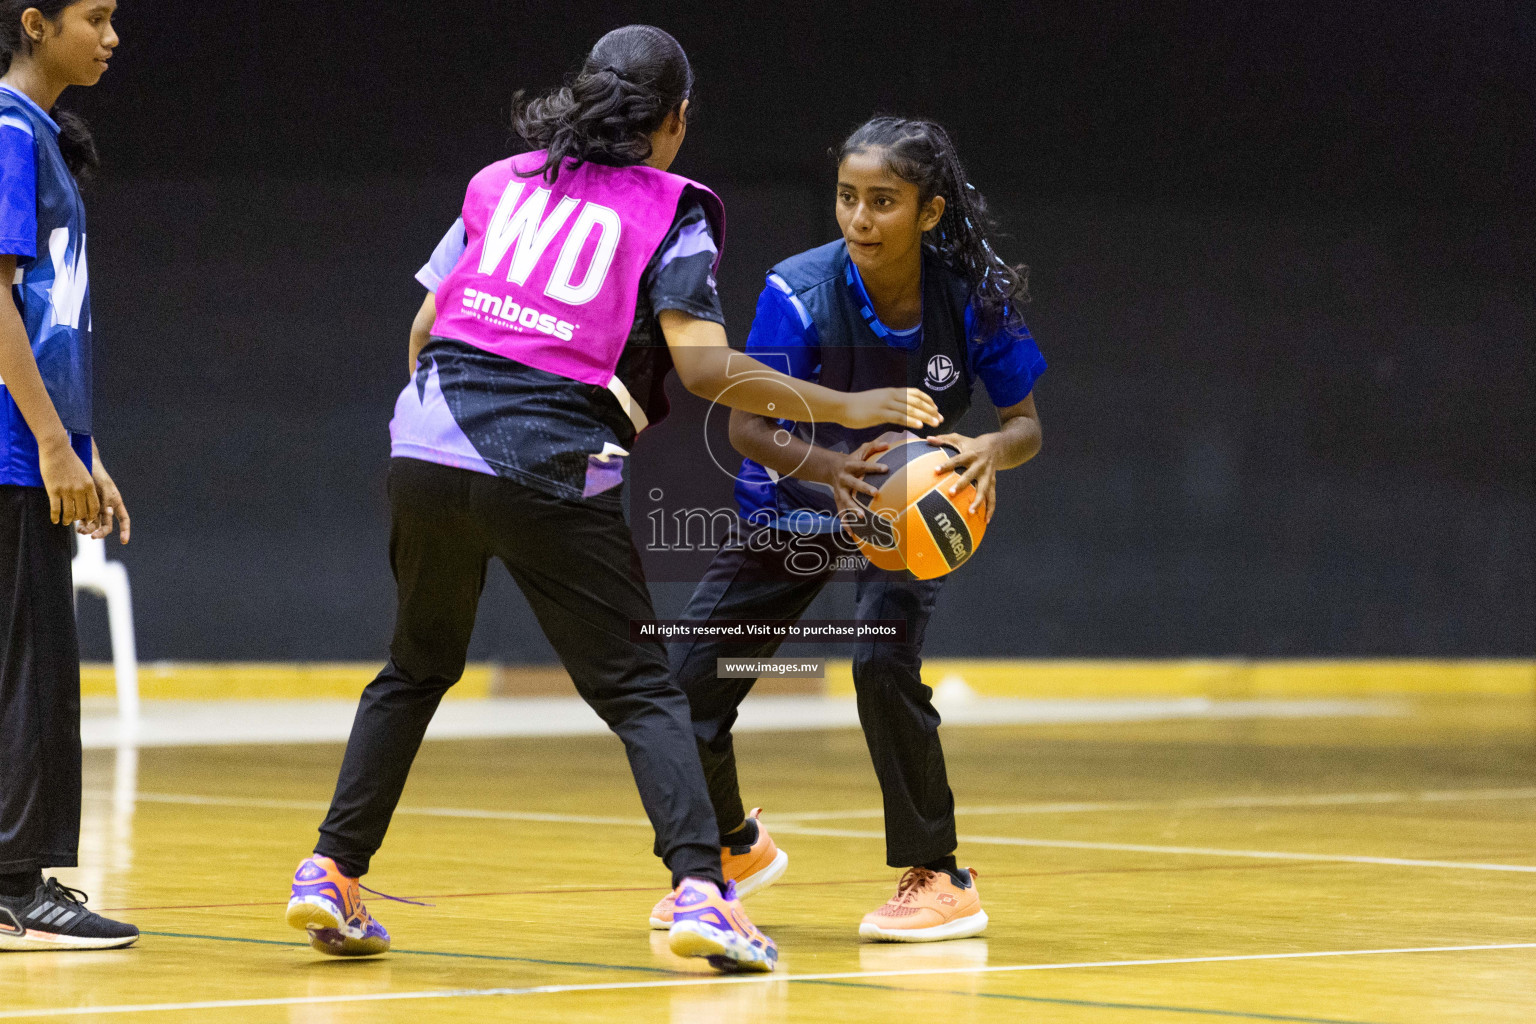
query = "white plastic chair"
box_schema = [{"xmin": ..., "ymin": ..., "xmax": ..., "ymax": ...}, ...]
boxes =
[{"xmin": 72, "ymin": 535, "xmax": 139, "ymax": 729}]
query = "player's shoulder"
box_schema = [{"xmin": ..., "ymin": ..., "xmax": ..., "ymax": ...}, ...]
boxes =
[
  {"xmin": 0, "ymin": 89, "xmax": 37, "ymax": 143},
  {"xmin": 965, "ymin": 300, "xmax": 1036, "ymax": 348},
  {"xmin": 771, "ymin": 240, "xmax": 845, "ymax": 294},
  {"xmin": 670, "ymin": 183, "xmax": 723, "ymax": 235}
]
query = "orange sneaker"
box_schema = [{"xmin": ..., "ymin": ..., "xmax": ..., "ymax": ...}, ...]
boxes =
[
  {"xmin": 649, "ymin": 808, "xmax": 789, "ymax": 928},
  {"xmin": 858, "ymin": 867, "xmax": 987, "ymax": 942}
]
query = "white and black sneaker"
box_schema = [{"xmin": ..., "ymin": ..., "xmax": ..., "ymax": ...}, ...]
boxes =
[{"xmin": 0, "ymin": 878, "xmax": 138, "ymax": 951}]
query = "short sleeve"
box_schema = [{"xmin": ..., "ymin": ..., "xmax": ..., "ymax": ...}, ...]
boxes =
[
  {"xmin": 648, "ymin": 191, "xmax": 724, "ymax": 324},
  {"xmin": 745, "ymin": 275, "xmax": 819, "ymax": 381},
  {"xmin": 967, "ymin": 304, "xmax": 1047, "ymax": 408},
  {"xmin": 416, "ymin": 217, "xmax": 467, "ymax": 292},
  {"xmin": 0, "ymin": 116, "xmax": 37, "ymax": 260}
]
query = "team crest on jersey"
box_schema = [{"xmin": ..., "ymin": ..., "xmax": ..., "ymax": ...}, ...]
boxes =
[{"xmin": 924, "ymin": 354, "xmax": 958, "ymax": 391}]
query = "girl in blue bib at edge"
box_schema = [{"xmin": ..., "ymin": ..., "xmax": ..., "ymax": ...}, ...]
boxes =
[
  {"xmin": 655, "ymin": 117, "xmax": 1046, "ymax": 943},
  {"xmin": 0, "ymin": 0, "xmax": 137, "ymax": 951}
]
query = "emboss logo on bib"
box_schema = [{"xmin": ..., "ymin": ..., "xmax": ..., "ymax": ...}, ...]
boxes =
[{"xmin": 925, "ymin": 354, "xmax": 958, "ymax": 391}]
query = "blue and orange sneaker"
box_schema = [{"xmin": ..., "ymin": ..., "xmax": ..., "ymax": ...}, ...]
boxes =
[
  {"xmin": 667, "ymin": 878, "xmax": 777, "ymax": 973},
  {"xmin": 285, "ymin": 855, "xmax": 390, "ymax": 957}
]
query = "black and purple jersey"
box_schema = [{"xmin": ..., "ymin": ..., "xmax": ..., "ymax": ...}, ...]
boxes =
[{"xmin": 390, "ymin": 152, "xmax": 725, "ymax": 506}]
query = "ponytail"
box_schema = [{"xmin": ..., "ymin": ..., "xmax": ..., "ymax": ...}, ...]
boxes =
[
  {"xmin": 839, "ymin": 117, "xmax": 1029, "ymax": 339},
  {"xmin": 0, "ymin": 0, "xmax": 100, "ymax": 180},
  {"xmin": 511, "ymin": 24, "xmax": 693, "ymax": 184},
  {"xmin": 53, "ymin": 108, "xmax": 98, "ymax": 179}
]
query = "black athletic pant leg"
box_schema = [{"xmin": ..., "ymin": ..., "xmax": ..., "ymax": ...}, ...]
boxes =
[
  {"xmin": 317, "ymin": 458, "xmax": 721, "ymax": 887},
  {"xmin": 316, "ymin": 459, "xmax": 489, "ymax": 876},
  {"xmin": 0, "ymin": 485, "xmax": 82, "ymax": 873},
  {"xmin": 851, "ymin": 566, "xmax": 954, "ymax": 867},
  {"xmin": 669, "ymin": 521, "xmax": 833, "ymax": 842},
  {"xmin": 481, "ymin": 473, "xmax": 721, "ymax": 888}
]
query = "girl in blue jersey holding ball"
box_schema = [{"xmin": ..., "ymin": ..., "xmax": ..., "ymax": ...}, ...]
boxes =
[
  {"xmin": 0, "ymin": 0, "xmax": 137, "ymax": 951},
  {"xmin": 654, "ymin": 117, "xmax": 1046, "ymax": 944}
]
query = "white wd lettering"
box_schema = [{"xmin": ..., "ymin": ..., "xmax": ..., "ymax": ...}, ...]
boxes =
[
  {"xmin": 476, "ymin": 181, "xmax": 623, "ymax": 306},
  {"xmin": 546, "ymin": 203, "xmax": 621, "ymax": 305},
  {"xmin": 46, "ymin": 228, "xmax": 87, "ymax": 330},
  {"xmin": 478, "ymin": 183, "xmax": 579, "ymax": 285}
]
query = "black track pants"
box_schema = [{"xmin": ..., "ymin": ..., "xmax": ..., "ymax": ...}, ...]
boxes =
[
  {"xmin": 315, "ymin": 458, "xmax": 722, "ymax": 888},
  {"xmin": 0, "ymin": 485, "xmax": 82, "ymax": 873}
]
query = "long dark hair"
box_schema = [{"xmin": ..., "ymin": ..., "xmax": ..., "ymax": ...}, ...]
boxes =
[
  {"xmin": 511, "ymin": 25, "xmax": 692, "ymax": 184},
  {"xmin": 840, "ymin": 117, "xmax": 1029, "ymax": 339},
  {"xmin": 0, "ymin": 0, "xmax": 99, "ymax": 179}
]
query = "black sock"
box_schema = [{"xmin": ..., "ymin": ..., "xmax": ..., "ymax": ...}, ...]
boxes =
[
  {"xmin": 921, "ymin": 855, "xmax": 969, "ymax": 889},
  {"xmin": 0, "ymin": 870, "xmax": 42, "ymax": 899},
  {"xmin": 722, "ymin": 818, "xmax": 758, "ymax": 850}
]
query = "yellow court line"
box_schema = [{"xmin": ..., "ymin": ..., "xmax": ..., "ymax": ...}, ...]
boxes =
[
  {"xmin": 80, "ymin": 659, "xmax": 1536, "ymax": 700},
  {"xmin": 3, "ymin": 942, "xmax": 1533, "ymax": 1019},
  {"xmin": 87, "ymin": 790, "xmax": 1536, "ymax": 874},
  {"xmin": 829, "ymin": 659, "xmax": 1536, "ymax": 698},
  {"xmin": 80, "ymin": 663, "xmax": 494, "ymax": 701}
]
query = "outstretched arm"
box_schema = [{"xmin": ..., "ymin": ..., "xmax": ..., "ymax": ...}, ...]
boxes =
[
  {"xmin": 728, "ymin": 408, "xmax": 891, "ymax": 519},
  {"xmin": 660, "ymin": 309, "xmax": 940, "ymax": 431}
]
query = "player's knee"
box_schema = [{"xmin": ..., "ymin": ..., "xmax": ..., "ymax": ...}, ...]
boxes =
[{"xmin": 852, "ymin": 644, "xmax": 923, "ymax": 693}]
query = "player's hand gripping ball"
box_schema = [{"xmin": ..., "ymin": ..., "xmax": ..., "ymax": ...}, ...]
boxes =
[{"xmin": 845, "ymin": 431, "xmax": 988, "ymax": 580}]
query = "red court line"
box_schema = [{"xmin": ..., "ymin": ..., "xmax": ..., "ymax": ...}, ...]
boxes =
[{"xmin": 100, "ymin": 860, "xmax": 1317, "ymax": 913}]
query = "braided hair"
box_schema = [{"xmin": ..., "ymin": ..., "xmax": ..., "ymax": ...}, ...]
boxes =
[
  {"xmin": 512, "ymin": 25, "xmax": 693, "ymax": 184},
  {"xmin": 0, "ymin": 0, "xmax": 100, "ymax": 180},
  {"xmin": 840, "ymin": 117, "xmax": 1028, "ymax": 339}
]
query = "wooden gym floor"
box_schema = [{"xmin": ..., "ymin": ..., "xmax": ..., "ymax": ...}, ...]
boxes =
[{"xmin": 5, "ymin": 694, "xmax": 1536, "ymax": 1022}]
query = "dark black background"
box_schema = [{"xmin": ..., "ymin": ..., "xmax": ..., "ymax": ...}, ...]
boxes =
[{"xmin": 62, "ymin": 1, "xmax": 1533, "ymax": 660}]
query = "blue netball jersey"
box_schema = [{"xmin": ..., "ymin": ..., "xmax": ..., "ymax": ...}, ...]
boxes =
[
  {"xmin": 0, "ymin": 85, "xmax": 92, "ymax": 486},
  {"xmin": 735, "ymin": 243, "xmax": 1046, "ymax": 529}
]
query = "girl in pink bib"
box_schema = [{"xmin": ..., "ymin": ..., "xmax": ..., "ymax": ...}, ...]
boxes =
[{"xmin": 284, "ymin": 25, "xmax": 941, "ymax": 973}]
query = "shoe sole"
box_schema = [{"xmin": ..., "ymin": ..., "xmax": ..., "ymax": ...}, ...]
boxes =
[
  {"xmin": 668, "ymin": 920, "xmax": 776, "ymax": 973},
  {"xmin": 286, "ymin": 897, "xmax": 389, "ymax": 957},
  {"xmin": 858, "ymin": 908, "xmax": 988, "ymax": 943},
  {"xmin": 733, "ymin": 848, "xmax": 789, "ymax": 900},
  {"xmin": 0, "ymin": 929, "xmax": 138, "ymax": 951},
  {"xmin": 649, "ymin": 849, "xmax": 791, "ymax": 929}
]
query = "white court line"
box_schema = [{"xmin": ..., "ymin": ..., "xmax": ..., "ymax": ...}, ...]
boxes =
[
  {"xmin": 84, "ymin": 789, "xmax": 1536, "ymax": 875},
  {"xmin": 2, "ymin": 942, "xmax": 1532, "ymax": 1019},
  {"xmin": 93, "ymin": 790, "xmax": 647, "ymax": 827},
  {"xmin": 768, "ymin": 825, "xmax": 1536, "ymax": 874},
  {"xmin": 772, "ymin": 787, "xmax": 1536, "ymax": 822}
]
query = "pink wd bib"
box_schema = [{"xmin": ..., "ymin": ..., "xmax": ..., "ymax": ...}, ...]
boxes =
[{"xmin": 430, "ymin": 151, "xmax": 723, "ymax": 387}]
